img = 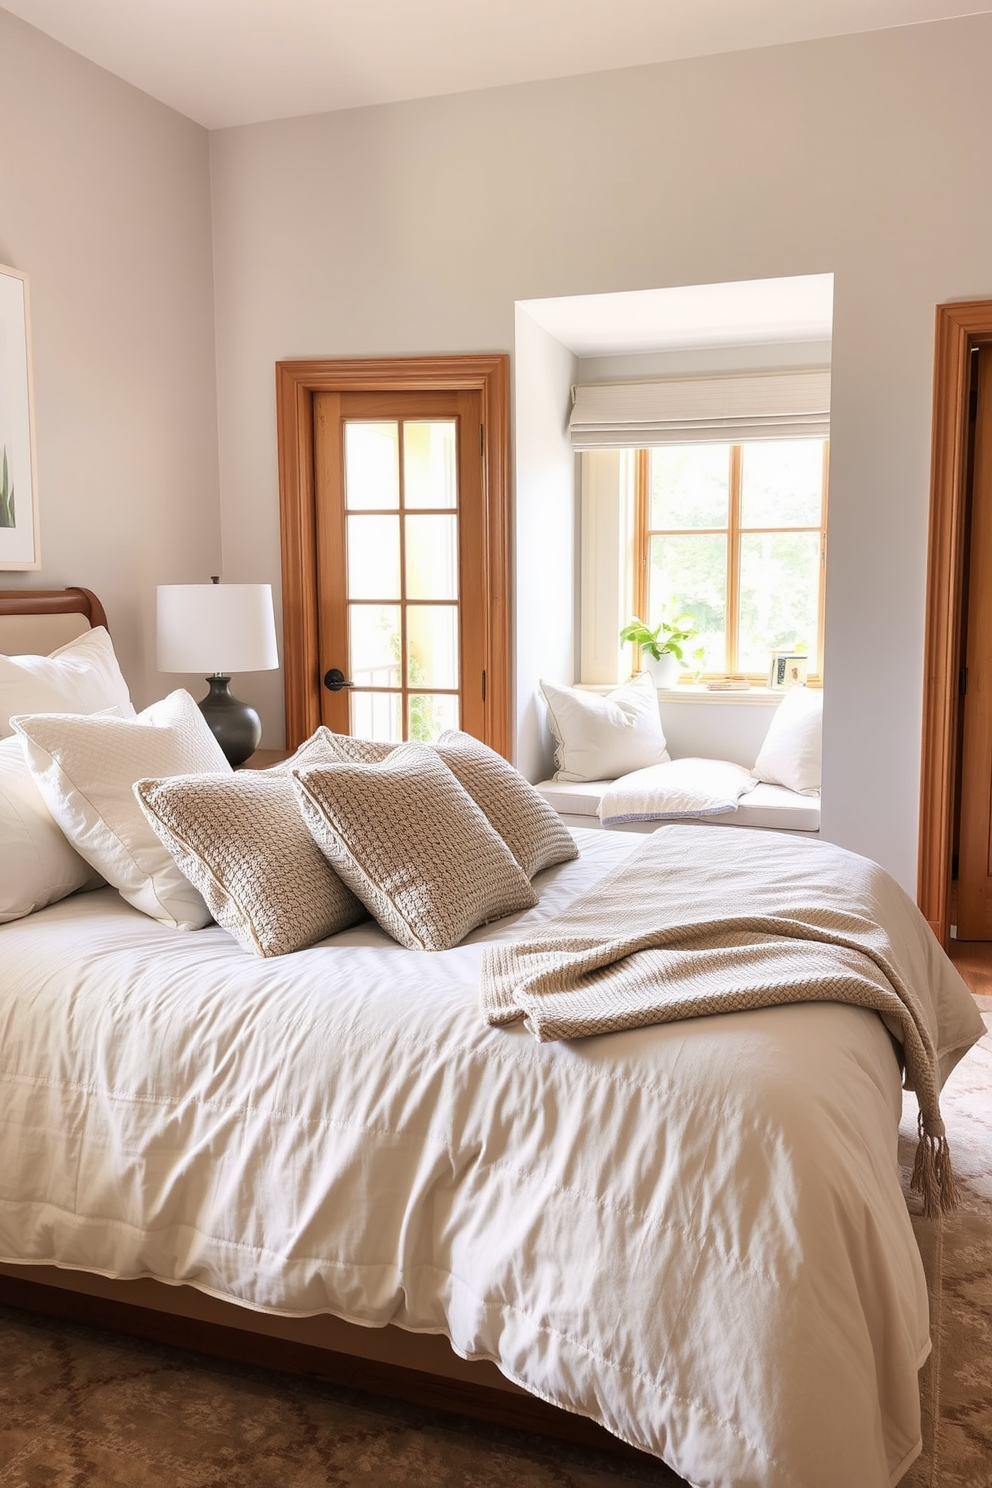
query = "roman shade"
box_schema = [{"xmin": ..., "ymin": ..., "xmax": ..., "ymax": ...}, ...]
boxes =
[{"xmin": 568, "ymin": 369, "xmax": 830, "ymax": 450}]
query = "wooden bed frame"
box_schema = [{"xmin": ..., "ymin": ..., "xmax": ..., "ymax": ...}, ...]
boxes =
[{"xmin": 0, "ymin": 586, "xmax": 648, "ymax": 1463}]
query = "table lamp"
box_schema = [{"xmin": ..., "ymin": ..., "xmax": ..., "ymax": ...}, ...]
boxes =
[{"xmin": 157, "ymin": 578, "xmax": 279, "ymax": 767}]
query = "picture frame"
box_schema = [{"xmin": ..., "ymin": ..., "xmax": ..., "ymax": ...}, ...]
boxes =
[
  {"xmin": 0, "ymin": 264, "xmax": 40, "ymax": 570},
  {"xmin": 769, "ymin": 651, "xmax": 808, "ymax": 690}
]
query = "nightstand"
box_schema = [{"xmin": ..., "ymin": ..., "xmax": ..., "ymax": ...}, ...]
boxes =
[{"xmin": 239, "ymin": 749, "xmax": 292, "ymax": 770}]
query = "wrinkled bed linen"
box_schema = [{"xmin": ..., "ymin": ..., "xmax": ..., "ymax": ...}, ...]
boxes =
[{"xmin": 0, "ymin": 827, "xmax": 983, "ymax": 1488}]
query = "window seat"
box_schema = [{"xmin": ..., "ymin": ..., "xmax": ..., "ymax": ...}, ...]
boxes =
[{"xmin": 535, "ymin": 776, "xmax": 820, "ymax": 834}]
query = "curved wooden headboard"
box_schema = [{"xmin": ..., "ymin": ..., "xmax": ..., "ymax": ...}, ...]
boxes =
[{"xmin": 0, "ymin": 587, "xmax": 108, "ymax": 655}]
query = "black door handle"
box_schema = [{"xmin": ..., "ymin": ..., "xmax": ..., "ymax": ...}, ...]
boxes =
[{"xmin": 323, "ymin": 668, "xmax": 354, "ymax": 692}]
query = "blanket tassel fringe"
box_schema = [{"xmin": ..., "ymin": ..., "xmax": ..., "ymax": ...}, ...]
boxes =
[{"xmin": 911, "ymin": 1109, "xmax": 958, "ymax": 1218}]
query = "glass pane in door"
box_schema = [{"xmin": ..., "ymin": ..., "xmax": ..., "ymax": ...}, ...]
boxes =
[
  {"xmin": 349, "ymin": 604, "xmax": 401, "ymax": 687},
  {"xmin": 343, "ymin": 417, "xmax": 461, "ymax": 742},
  {"xmin": 405, "ymin": 515, "xmax": 457, "ymax": 601},
  {"xmin": 404, "ymin": 421, "xmax": 457, "ymax": 508},
  {"xmin": 347, "ymin": 515, "xmax": 400, "ymax": 600},
  {"xmin": 351, "ymin": 690, "xmax": 402, "ymax": 742},
  {"xmin": 407, "ymin": 605, "xmax": 458, "ymax": 688},
  {"xmin": 345, "ymin": 423, "xmax": 399, "ymax": 509},
  {"xmin": 408, "ymin": 693, "xmax": 459, "ymax": 742}
]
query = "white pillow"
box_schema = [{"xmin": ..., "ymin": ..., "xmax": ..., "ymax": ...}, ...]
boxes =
[
  {"xmin": 540, "ymin": 673, "xmax": 670, "ymax": 782},
  {"xmin": 752, "ymin": 687, "xmax": 823, "ymax": 796},
  {"xmin": 11, "ymin": 689, "xmax": 232, "ymax": 929},
  {"xmin": 0, "ymin": 735, "xmax": 104, "ymax": 922},
  {"xmin": 0, "ymin": 626, "xmax": 134, "ymax": 737}
]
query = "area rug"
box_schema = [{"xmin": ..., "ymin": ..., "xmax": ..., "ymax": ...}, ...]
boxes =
[
  {"xmin": 901, "ymin": 992, "xmax": 992, "ymax": 1488},
  {"xmin": 1, "ymin": 1003, "xmax": 989, "ymax": 1488}
]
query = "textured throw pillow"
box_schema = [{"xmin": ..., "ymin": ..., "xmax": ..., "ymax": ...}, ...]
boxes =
[
  {"xmin": 292, "ymin": 744, "xmax": 537, "ymax": 951},
  {"xmin": 752, "ymin": 687, "xmax": 823, "ymax": 796},
  {"xmin": 1, "ymin": 626, "xmax": 135, "ymax": 737},
  {"xmin": 135, "ymin": 732, "xmax": 366, "ymax": 957},
  {"xmin": 435, "ymin": 730, "xmax": 578, "ymax": 878},
  {"xmin": 312, "ymin": 728, "xmax": 396, "ymax": 764},
  {"xmin": 0, "ymin": 735, "xmax": 104, "ymax": 922},
  {"xmin": 11, "ymin": 689, "xmax": 232, "ymax": 929},
  {"xmin": 540, "ymin": 672, "xmax": 670, "ymax": 782}
]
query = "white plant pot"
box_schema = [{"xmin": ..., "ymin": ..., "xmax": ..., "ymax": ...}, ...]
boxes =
[{"xmin": 644, "ymin": 652, "xmax": 682, "ymax": 688}]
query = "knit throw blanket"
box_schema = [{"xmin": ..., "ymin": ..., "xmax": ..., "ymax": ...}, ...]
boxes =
[{"xmin": 481, "ymin": 825, "xmax": 957, "ymax": 1217}]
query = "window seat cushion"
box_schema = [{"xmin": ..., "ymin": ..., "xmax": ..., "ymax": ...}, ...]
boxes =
[{"xmin": 536, "ymin": 772, "xmax": 820, "ymax": 834}]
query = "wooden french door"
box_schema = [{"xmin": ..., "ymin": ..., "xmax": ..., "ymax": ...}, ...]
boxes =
[
  {"xmin": 276, "ymin": 355, "xmax": 510, "ymax": 757},
  {"xmin": 956, "ymin": 345, "xmax": 992, "ymax": 938},
  {"xmin": 313, "ymin": 389, "xmax": 486, "ymax": 743}
]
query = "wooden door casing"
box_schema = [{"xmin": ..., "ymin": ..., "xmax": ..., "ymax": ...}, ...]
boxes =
[
  {"xmin": 919, "ymin": 300, "xmax": 992, "ymax": 946},
  {"xmin": 955, "ymin": 346, "xmax": 992, "ymax": 938},
  {"xmin": 276, "ymin": 355, "xmax": 511, "ymax": 758}
]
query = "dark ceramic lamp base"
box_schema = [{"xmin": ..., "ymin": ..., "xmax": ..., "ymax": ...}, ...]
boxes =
[{"xmin": 199, "ymin": 675, "xmax": 262, "ymax": 768}]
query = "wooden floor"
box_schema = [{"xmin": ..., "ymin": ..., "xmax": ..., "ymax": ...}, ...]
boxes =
[{"xmin": 948, "ymin": 936, "xmax": 992, "ymax": 997}]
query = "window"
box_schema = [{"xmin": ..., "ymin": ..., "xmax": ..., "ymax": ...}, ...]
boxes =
[
  {"xmin": 573, "ymin": 371, "xmax": 831, "ymax": 689},
  {"xmin": 633, "ymin": 437, "xmax": 828, "ymax": 682},
  {"xmin": 636, "ymin": 434, "xmax": 832, "ymax": 681}
]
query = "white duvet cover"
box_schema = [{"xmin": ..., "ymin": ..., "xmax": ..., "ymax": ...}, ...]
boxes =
[{"xmin": 0, "ymin": 827, "xmax": 983, "ymax": 1488}]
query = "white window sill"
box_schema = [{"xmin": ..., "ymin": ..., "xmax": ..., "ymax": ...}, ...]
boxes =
[{"xmin": 576, "ymin": 682, "xmax": 814, "ymax": 706}]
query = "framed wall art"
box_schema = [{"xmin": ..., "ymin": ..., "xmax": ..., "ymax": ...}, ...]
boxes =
[
  {"xmin": 0, "ymin": 264, "xmax": 40, "ymax": 570},
  {"xmin": 769, "ymin": 651, "xmax": 808, "ymax": 690}
]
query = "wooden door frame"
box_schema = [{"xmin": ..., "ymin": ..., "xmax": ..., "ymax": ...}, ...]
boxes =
[
  {"xmin": 276, "ymin": 354, "xmax": 511, "ymax": 755},
  {"xmin": 919, "ymin": 301, "xmax": 992, "ymax": 946}
]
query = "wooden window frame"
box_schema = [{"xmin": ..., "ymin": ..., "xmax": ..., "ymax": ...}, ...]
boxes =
[
  {"xmin": 276, "ymin": 355, "xmax": 511, "ymax": 756},
  {"xmin": 632, "ymin": 440, "xmax": 828, "ymax": 682}
]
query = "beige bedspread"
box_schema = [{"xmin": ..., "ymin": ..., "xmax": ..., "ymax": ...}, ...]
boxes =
[
  {"xmin": 1, "ymin": 828, "xmax": 985, "ymax": 1487},
  {"xmin": 483, "ymin": 825, "xmax": 974, "ymax": 1216}
]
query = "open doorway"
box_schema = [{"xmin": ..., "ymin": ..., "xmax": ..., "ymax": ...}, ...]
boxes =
[{"xmin": 919, "ymin": 300, "xmax": 992, "ymax": 948}]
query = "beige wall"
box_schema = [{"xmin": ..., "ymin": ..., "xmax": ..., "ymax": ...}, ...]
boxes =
[
  {"xmin": 0, "ymin": 9, "xmax": 219, "ymax": 706},
  {"xmin": 5, "ymin": 10, "xmax": 992, "ymax": 890},
  {"xmin": 209, "ymin": 15, "xmax": 992, "ymax": 891}
]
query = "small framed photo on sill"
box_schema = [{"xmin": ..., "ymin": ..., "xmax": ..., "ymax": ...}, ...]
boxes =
[{"xmin": 769, "ymin": 652, "xmax": 808, "ymax": 690}]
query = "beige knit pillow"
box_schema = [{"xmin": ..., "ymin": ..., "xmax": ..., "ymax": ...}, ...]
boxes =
[
  {"xmin": 314, "ymin": 728, "xmax": 396, "ymax": 764},
  {"xmin": 435, "ymin": 730, "xmax": 578, "ymax": 878},
  {"xmin": 292, "ymin": 743, "xmax": 537, "ymax": 951},
  {"xmin": 134, "ymin": 733, "xmax": 365, "ymax": 957}
]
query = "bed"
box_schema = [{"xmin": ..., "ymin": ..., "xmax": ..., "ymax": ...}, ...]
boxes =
[{"xmin": 0, "ymin": 587, "xmax": 985, "ymax": 1488}]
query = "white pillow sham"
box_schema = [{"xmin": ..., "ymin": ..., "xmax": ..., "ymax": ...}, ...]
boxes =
[
  {"xmin": 752, "ymin": 687, "xmax": 823, "ymax": 796},
  {"xmin": 0, "ymin": 626, "xmax": 134, "ymax": 737},
  {"xmin": 0, "ymin": 735, "xmax": 104, "ymax": 922},
  {"xmin": 540, "ymin": 672, "xmax": 670, "ymax": 783},
  {"xmin": 11, "ymin": 689, "xmax": 232, "ymax": 929}
]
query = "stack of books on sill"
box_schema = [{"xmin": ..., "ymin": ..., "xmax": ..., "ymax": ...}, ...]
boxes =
[{"xmin": 706, "ymin": 676, "xmax": 752, "ymax": 691}]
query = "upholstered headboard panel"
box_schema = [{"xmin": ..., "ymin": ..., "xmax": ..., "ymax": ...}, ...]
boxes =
[{"xmin": 0, "ymin": 588, "xmax": 108, "ymax": 657}]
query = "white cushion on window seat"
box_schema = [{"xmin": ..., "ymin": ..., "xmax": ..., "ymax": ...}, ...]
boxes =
[{"xmin": 536, "ymin": 774, "xmax": 820, "ymax": 833}]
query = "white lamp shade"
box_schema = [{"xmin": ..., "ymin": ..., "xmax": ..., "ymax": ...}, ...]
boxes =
[{"xmin": 157, "ymin": 584, "xmax": 279, "ymax": 675}]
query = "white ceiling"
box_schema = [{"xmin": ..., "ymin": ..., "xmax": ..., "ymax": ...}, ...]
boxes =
[
  {"xmin": 2, "ymin": 0, "xmax": 989, "ymax": 129},
  {"xmin": 520, "ymin": 275, "xmax": 835, "ymax": 357}
]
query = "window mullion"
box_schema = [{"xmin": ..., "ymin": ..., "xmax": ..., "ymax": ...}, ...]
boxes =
[
  {"xmin": 726, "ymin": 445, "xmax": 742, "ymax": 675},
  {"xmin": 816, "ymin": 440, "xmax": 830, "ymax": 680},
  {"xmin": 633, "ymin": 450, "xmax": 649, "ymax": 669}
]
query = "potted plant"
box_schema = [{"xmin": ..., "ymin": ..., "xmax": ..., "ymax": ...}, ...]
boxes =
[{"xmin": 621, "ymin": 614, "xmax": 703, "ymax": 688}]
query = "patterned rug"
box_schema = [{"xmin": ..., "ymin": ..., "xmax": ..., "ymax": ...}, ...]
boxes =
[
  {"xmin": 1, "ymin": 1003, "xmax": 989, "ymax": 1488},
  {"xmin": 902, "ymin": 992, "xmax": 992, "ymax": 1488}
]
